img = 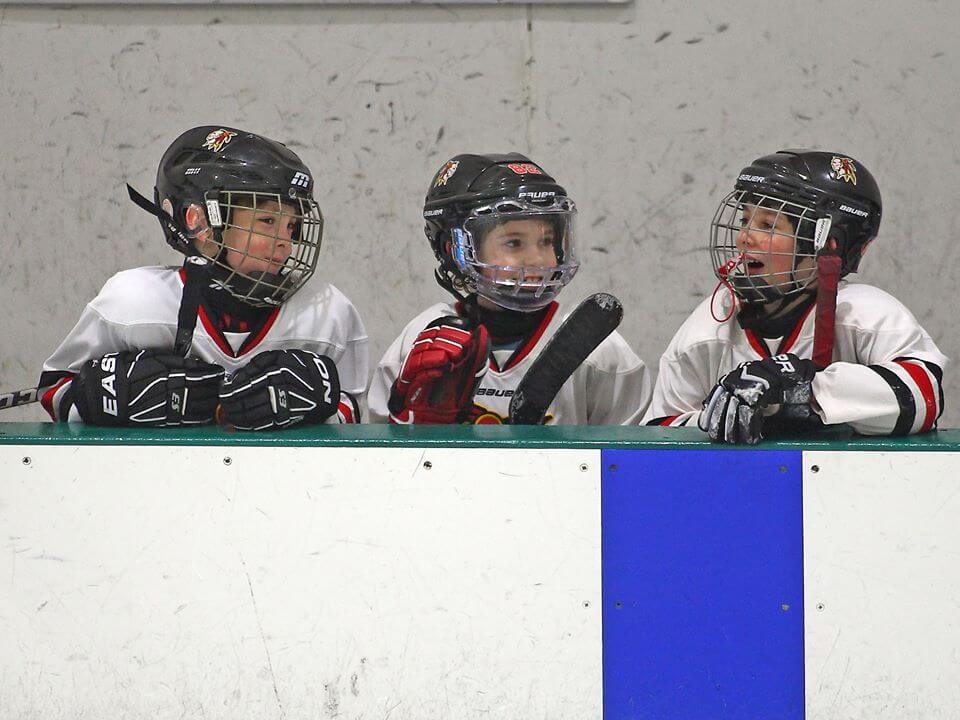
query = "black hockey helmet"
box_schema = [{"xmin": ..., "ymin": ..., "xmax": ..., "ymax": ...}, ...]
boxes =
[
  {"xmin": 136, "ymin": 126, "xmax": 324, "ymax": 308},
  {"xmin": 423, "ymin": 153, "xmax": 580, "ymax": 312},
  {"xmin": 709, "ymin": 149, "xmax": 882, "ymax": 302}
]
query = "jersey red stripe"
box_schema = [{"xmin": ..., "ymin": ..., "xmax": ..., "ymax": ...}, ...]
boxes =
[
  {"xmin": 40, "ymin": 375, "xmax": 73, "ymax": 420},
  {"xmin": 501, "ymin": 301, "xmax": 559, "ymax": 372},
  {"xmin": 744, "ymin": 329, "xmax": 769, "ymax": 358},
  {"xmin": 197, "ymin": 304, "xmax": 235, "ymax": 356},
  {"xmin": 780, "ymin": 303, "xmax": 816, "ymax": 355},
  {"xmin": 895, "ymin": 360, "xmax": 937, "ymax": 432},
  {"xmin": 237, "ymin": 307, "xmax": 281, "ymax": 357},
  {"xmin": 659, "ymin": 414, "xmax": 681, "ymax": 426}
]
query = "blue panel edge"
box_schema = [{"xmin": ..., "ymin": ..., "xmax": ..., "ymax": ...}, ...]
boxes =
[{"xmin": 600, "ymin": 448, "xmax": 805, "ymax": 720}]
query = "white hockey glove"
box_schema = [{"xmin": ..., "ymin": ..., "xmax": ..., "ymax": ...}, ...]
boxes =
[{"xmin": 699, "ymin": 353, "xmax": 819, "ymax": 444}]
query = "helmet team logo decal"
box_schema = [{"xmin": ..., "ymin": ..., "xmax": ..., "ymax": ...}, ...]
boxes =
[
  {"xmin": 830, "ymin": 156, "xmax": 857, "ymax": 185},
  {"xmin": 433, "ymin": 160, "xmax": 459, "ymax": 188},
  {"xmin": 507, "ymin": 163, "xmax": 543, "ymax": 175},
  {"xmin": 202, "ymin": 129, "xmax": 237, "ymax": 153}
]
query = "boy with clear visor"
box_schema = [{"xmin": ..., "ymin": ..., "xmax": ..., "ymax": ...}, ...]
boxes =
[{"xmin": 369, "ymin": 153, "xmax": 650, "ymax": 425}]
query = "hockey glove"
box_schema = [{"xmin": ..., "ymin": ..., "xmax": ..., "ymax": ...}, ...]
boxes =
[
  {"xmin": 387, "ymin": 316, "xmax": 491, "ymax": 424},
  {"xmin": 71, "ymin": 350, "xmax": 224, "ymax": 427},
  {"xmin": 219, "ymin": 349, "xmax": 341, "ymax": 430},
  {"xmin": 699, "ymin": 353, "xmax": 818, "ymax": 445}
]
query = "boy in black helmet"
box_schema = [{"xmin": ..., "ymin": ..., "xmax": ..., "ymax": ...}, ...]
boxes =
[
  {"xmin": 39, "ymin": 126, "xmax": 367, "ymax": 429},
  {"xmin": 368, "ymin": 153, "xmax": 650, "ymax": 425},
  {"xmin": 643, "ymin": 149, "xmax": 947, "ymax": 444}
]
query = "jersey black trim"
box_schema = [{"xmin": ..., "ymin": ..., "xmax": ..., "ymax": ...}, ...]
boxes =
[
  {"xmin": 645, "ymin": 414, "xmax": 686, "ymax": 427},
  {"xmin": 869, "ymin": 364, "xmax": 915, "ymax": 436}
]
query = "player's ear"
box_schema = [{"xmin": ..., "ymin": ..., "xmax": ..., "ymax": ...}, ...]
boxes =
[{"xmin": 184, "ymin": 203, "xmax": 216, "ymax": 255}]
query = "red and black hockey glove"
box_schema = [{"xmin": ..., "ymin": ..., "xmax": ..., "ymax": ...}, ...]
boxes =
[
  {"xmin": 218, "ymin": 349, "xmax": 342, "ymax": 430},
  {"xmin": 71, "ymin": 349, "xmax": 224, "ymax": 427},
  {"xmin": 699, "ymin": 353, "xmax": 819, "ymax": 444},
  {"xmin": 387, "ymin": 316, "xmax": 491, "ymax": 424}
]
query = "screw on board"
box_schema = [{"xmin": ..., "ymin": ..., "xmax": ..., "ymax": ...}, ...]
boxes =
[
  {"xmin": 423, "ymin": 460, "xmax": 432, "ymax": 470},
  {"xmin": 223, "ymin": 456, "xmax": 233, "ymax": 466},
  {"xmin": 816, "ymin": 603, "xmax": 825, "ymax": 611},
  {"xmin": 582, "ymin": 601, "xmax": 591, "ymax": 608},
  {"xmin": 579, "ymin": 463, "xmax": 589, "ymax": 472},
  {"xmin": 779, "ymin": 465, "xmax": 787, "ymax": 473},
  {"xmin": 22, "ymin": 456, "xmax": 31, "ymax": 466},
  {"xmin": 811, "ymin": 465, "xmax": 820, "ymax": 473},
  {"xmin": 609, "ymin": 464, "xmax": 618, "ymax": 472}
]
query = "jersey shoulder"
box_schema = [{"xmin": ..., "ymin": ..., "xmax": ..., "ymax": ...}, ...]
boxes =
[
  {"xmin": 835, "ymin": 282, "xmax": 921, "ymax": 332},
  {"xmin": 661, "ymin": 295, "xmax": 731, "ymax": 359},
  {"xmin": 397, "ymin": 302, "xmax": 460, "ymax": 341},
  {"xmin": 281, "ymin": 280, "xmax": 369, "ymax": 344},
  {"xmin": 88, "ymin": 266, "xmax": 181, "ymax": 325}
]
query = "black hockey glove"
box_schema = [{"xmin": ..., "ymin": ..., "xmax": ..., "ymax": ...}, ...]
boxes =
[
  {"xmin": 219, "ymin": 349, "xmax": 341, "ymax": 430},
  {"xmin": 699, "ymin": 353, "xmax": 819, "ymax": 445},
  {"xmin": 71, "ymin": 350, "xmax": 225, "ymax": 427}
]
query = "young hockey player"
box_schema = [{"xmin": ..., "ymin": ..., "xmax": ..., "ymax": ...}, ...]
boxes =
[
  {"xmin": 643, "ymin": 149, "xmax": 947, "ymax": 443},
  {"xmin": 368, "ymin": 153, "xmax": 651, "ymax": 424},
  {"xmin": 39, "ymin": 126, "xmax": 367, "ymax": 429}
]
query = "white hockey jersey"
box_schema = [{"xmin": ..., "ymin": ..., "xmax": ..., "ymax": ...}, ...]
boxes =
[
  {"xmin": 368, "ymin": 298, "xmax": 651, "ymax": 425},
  {"xmin": 643, "ymin": 282, "xmax": 947, "ymax": 436},
  {"xmin": 40, "ymin": 266, "xmax": 369, "ymax": 423}
]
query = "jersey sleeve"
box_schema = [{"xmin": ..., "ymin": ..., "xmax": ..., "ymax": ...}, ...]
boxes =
[
  {"xmin": 38, "ymin": 300, "xmax": 147, "ymax": 422},
  {"xmin": 582, "ymin": 332, "xmax": 652, "ymax": 425},
  {"xmin": 642, "ymin": 338, "xmax": 728, "ymax": 428},
  {"xmin": 367, "ymin": 332, "xmax": 406, "ymax": 424},
  {"xmin": 812, "ymin": 304, "xmax": 947, "ymax": 435}
]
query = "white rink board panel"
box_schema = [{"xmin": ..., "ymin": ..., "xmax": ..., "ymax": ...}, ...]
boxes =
[
  {"xmin": 0, "ymin": 445, "xmax": 603, "ymax": 720},
  {"xmin": 803, "ymin": 451, "xmax": 960, "ymax": 720}
]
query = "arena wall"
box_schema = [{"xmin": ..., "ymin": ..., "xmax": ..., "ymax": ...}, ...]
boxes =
[{"xmin": 0, "ymin": 1, "xmax": 957, "ymax": 424}]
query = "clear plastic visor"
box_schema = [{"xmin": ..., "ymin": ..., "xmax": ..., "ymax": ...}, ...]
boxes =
[
  {"xmin": 709, "ymin": 190, "xmax": 820, "ymax": 302},
  {"xmin": 454, "ymin": 199, "xmax": 580, "ymax": 311}
]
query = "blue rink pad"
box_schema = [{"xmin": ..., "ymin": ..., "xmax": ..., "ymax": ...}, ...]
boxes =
[{"xmin": 601, "ymin": 449, "xmax": 804, "ymax": 720}]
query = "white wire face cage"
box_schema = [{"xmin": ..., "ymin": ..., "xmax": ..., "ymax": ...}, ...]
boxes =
[
  {"xmin": 709, "ymin": 189, "xmax": 827, "ymax": 303},
  {"xmin": 203, "ymin": 190, "xmax": 324, "ymax": 307},
  {"xmin": 451, "ymin": 197, "xmax": 580, "ymax": 312}
]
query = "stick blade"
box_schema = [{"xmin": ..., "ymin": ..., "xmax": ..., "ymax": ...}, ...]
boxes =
[{"xmin": 509, "ymin": 293, "xmax": 623, "ymax": 424}]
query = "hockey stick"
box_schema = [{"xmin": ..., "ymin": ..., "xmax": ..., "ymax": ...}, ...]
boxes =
[
  {"xmin": 812, "ymin": 231, "xmax": 842, "ymax": 368},
  {"xmin": 0, "ymin": 386, "xmax": 39, "ymax": 411},
  {"xmin": 508, "ymin": 293, "xmax": 624, "ymax": 424}
]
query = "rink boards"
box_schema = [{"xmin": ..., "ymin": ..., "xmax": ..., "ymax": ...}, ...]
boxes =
[{"xmin": 1, "ymin": 424, "xmax": 958, "ymax": 719}]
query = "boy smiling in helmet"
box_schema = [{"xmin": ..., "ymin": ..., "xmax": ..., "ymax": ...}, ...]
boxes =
[
  {"xmin": 368, "ymin": 153, "xmax": 651, "ymax": 425},
  {"xmin": 39, "ymin": 126, "xmax": 368, "ymax": 429},
  {"xmin": 644, "ymin": 149, "xmax": 947, "ymax": 443}
]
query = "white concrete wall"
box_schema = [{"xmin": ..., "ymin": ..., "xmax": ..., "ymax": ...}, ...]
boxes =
[{"xmin": 0, "ymin": 1, "xmax": 957, "ymax": 423}]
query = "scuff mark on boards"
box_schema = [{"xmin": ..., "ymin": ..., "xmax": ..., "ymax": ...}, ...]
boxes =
[{"xmin": 242, "ymin": 556, "xmax": 286, "ymax": 719}]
